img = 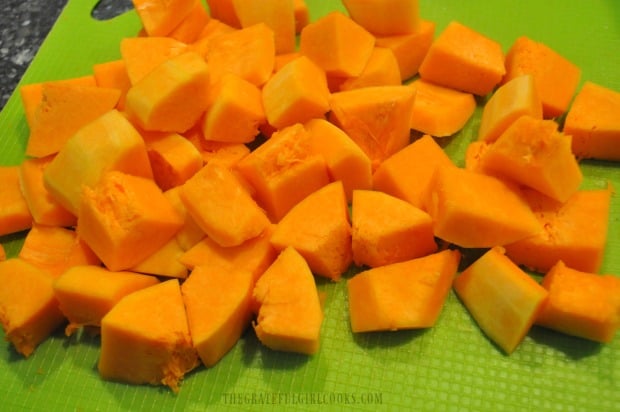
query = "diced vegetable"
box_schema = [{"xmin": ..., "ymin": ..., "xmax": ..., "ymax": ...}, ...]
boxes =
[
  {"xmin": 0, "ymin": 166, "xmax": 33, "ymax": 236},
  {"xmin": 270, "ymin": 181, "xmax": 352, "ymax": 281},
  {"xmin": 252, "ymin": 247, "xmax": 323, "ymax": 354},
  {"xmin": 53, "ymin": 265, "xmax": 159, "ymax": 335},
  {"xmin": 563, "ymin": 81, "xmax": 620, "ymax": 161},
  {"xmin": 0, "ymin": 258, "xmax": 65, "ymax": 357},
  {"xmin": 536, "ymin": 261, "xmax": 620, "ymax": 343},
  {"xmin": 347, "ymin": 249, "xmax": 460, "ymax": 332},
  {"xmin": 98, "ymin": 279, "xmax": 199, "ymax": 392},
  {"xmin": 453, "ymin": 247, "xmax": 548, "ymax": 354},
  {"xmin": 351, "ymin": 189, "xmax": 436, "ymax": 268},
  {"xmin": 503, "ymin": 36, "xmax": 581, "ymax": 118},
  {"xmin": 419, "ymin": 21, "xmax": 505, "ymax": 96}
]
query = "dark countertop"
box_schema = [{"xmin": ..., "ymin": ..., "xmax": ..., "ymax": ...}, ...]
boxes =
[{"xmin": 0, "ymin": 0, "xmax": 133, "ymax": 111}]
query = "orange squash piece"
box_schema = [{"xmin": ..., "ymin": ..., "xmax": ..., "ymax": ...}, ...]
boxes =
[
  {"xmin": 424, "ymin": 165, "xmax": 542, "ymax": 248},
  {"xmin": 408, "ymin": 78, "xmax": 476, "ymax": 137},
  {"xmin": 98, "ymin": 279, "xmax": 199, "ymax": 392},
  {"xmin": 203, "ymin": 23, "xmax": 276, "ymax": 87},
  {"xmin": 236, "ymin": 123, "xmax": 330, "ymax": 222},
  {"xmin": 262, "ymin": 55, "xmax": 330, "ymax": 129},
  {"xmin": 167, "ymin": 0, "xmax": 210, "ymax": 44},
  {"xmin": 463, "ymin": 140, "xmax": 491, "ymax": 172},
  {"xmin": 0, "ymin": 258, "xmax": 65, "ymax": 357},
  {"xmin": 120, "ymin": 36, "xmax": 188, "ymax": 85},
  {"xmin": 536, "ymin": 261, "xmax": 620, "ymax": 343},
  {"xmin": 77, "ymin": 171, "xmax": 184, "ymax": 272},
  {"xmin": 338, "ymin": 47, "xmax": 402, "ymax": 92},
  {"xmin": 453, "ymin": 247, "xmax": 548, "ymax": 354},
  {"xmin": 126, "ymin": 51, "xmax": 210, "ymax": 133},
  {"xmin": 93, "ymin": 59, "xmax": 132, "ymax": 110},
  {"xmin": 504, "ymin": 187, "xmax": 612, "ymax": 274},
  {"xmin": 26, "ymin": 83, "xmax": 120, "ymax": 158},
  {"xmin": 163, "ymin": 186, "xmax": 205, "ymax": 251},
  {"xmin": 347, "ymin": 249, "xmax": 460, "ymax": 332},
  {"xmin": 18, "ymin": 224, "xmax": 100, "ymax": 278},
  {"xmin": 342, "ymin": 0, "xmax": 420, "ymax": 36},
  {"xmin": 372, "ymin": 134, "xmax": 454, "ymax": 210},
  {"xmin": 477, "ymin": 74, "xmax": 543, "ymax": 143},
  {"xmin": 563, "ymin": 81, "xmax": 620, "ymax": 161},
  {"xmin": 203, "ymin": 73, "xmax": 266, "ymax": 143},
  {"xmin": 205, "ymin": 0, "xmax": 241, "ymax": 28},
  {"xmin": 232, "ymin": 0, "xmax": 296, "ymax": 54},
  {"xmin": 180, "ymin": 162, "xmax": 270, "ymax": 247},
  {"xmin": 305, "ymin": 118, "xmax": 372, "ymax": 202},
  {"xmin": 0, "ymin": 166, "xmax": 33, "ymax": 236},
  {"xmin": 480, "ymin": 115, "xmax": 583, "ymax": 203},
  {"xmin": 132, "ymin": 0, "xmax": 195, "ymax": 37},
  {"xmin": 131, "ymin": 238, "xmax": 189, "ymax": 279},
  {"xmin": 299, "ymin": 11, "xmax": 375, "ymax": 78},
  {"xmin": 252, "ymin": 247, "xmax": 323, "ymax": 354},
  {"xmin": 351, "ymin": 189, "xmax": 437, "ymax": 268},
  {"xmin": 181, "ymin": 265, "xmax": 256, "ymax": 366},
  {"xmin": 329, "ymin": 85, "xmax": 416, "ymax": 170},
  {"xmin": 53, "ymin": 265, "xmax": 159, "ymax": 335},
  {"xmin": 19, "ymin": 75, "xmax": 97, "ymax": 129},
  {"xmin": 146, "ymin": 132, "xmax": 203, "ymax": 191},
  {"xmin": 43, "ymin": 109, "xmax": 153, "ymax": 215},
  {"xmin": 419, "ymin": 21, "xmax": 505, "ymax": 96},
  {"xmin": 503, "ymin": 36, "xmax": 581, "ymax": 118},
  {"xmin": 187, "ymin": 130, "xmax": 251, "ymax": 167},
  {"xmin": 270, "ymin": 181, "xmax": 352, "ymax": 281},
  {"xmin": 374, "ymin": 19, "xmax": 435, "ymax": 81}
]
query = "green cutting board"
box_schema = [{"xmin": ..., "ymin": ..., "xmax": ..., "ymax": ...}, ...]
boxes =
[{"xmin": 1, "ymin": 1, "xmax": 619, "ymax": 410}]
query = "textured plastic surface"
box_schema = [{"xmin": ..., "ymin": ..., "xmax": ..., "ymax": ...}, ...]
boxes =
[{"xmin": 0, "ymin": 1, "xmax": 619, "ymax": 410}]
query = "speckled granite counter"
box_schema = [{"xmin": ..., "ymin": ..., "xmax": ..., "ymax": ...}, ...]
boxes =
[{"xmin": 0, "ymin": 0, "xmax": 133, "ymax": 110}]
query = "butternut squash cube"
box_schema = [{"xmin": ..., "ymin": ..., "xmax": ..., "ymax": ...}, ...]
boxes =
[
  {"xmin": 26, "ymin": 83, "xmax": 120, "ymax": 158},
  {"xmin": 419, "ymin": 21, "xmax": 505, "ymax": 96},
  {"xmin": 347, "ymin": 249, "xmax": 461, "ymax": 332},
  {"xmin": 98, "ymin": 279, "xmax": 199, "ymax": 392},
  {"xmin": 270, "ymin": 181, "xmax": 352, "ymax": 281},
  {"xmin": 305, "ymin": 118, "xmax": 372, "ymax": 202},
  {"xmin": 19, "ymin": 224, "xmax": 100, "ymax": 278},
  {"xmin": 299, "ymin": 11, "xmax": 375, "ymax": 78},
  {"xmin": 477, "ymin": 74, "xmax": 543, "ymax": 143},
  {"xmin": 351, "ymin": 189, "xmax": 437, "ymax": 268},
  {"xmin": 179, "ymin": 225, "xmax": 277, "ymax": 278},
  {"xmin": 252, "ymin": 247, "xmax": 323, "ymax": 354},
  {"xmin": 564, "ymin": 81, "xmax": 620, "ymax": 161},
  {"xmin": 53, "ymin": 265, "xmax": 159, "ymax": 335},
  {"xmin": 479, "ymin": 115, "xmax": 582, "ymax": 203},
  {"xmin": 182, "ymin": 266, "xmax": 257, "ymax": 366},
  {"xmin": 453, "ymin": 247, "xmax": 548, "ymax": 354},
  {"xmin": 126, "ymin": 51, "xmax": 211, "ymax": 133},
  {"xmin": 503, "ymin": 36, "xmax": 581, "ymax": 118},
  {"xmin": 329, "ymin": 85, "xmax": 416, "ymax": 170},
  {"xmin": 202, "ymin": 73, "xmax": 266, "ymax": 143},
  {"xmin": 236, "ymin": 123, "xmax": 330, "ymax": 222},
  {"xmin": 146, "ymin": 132, "xmax": 204, "ymax": 191},
  {"xmin": 0, "ymin": 258, "xmax": 65, "ymax": 357},
  {"xmin": 424, "ymin": 166, "xmax": 541, "ymax": 248},
  {"xmin": 0, "ymin": 166, "xmax": 33, "ymax": 236},
  {"xmin": 77, "ymin": 171, "xmax": 184, "ymax": 272},
  {"xmin": 505, "ymin": 187, "xmax": 612, "ymax": 274},
  {"xmin": 180, "ymin": 162, "xmax": 270, "ymax": 247},
  {"xmin": 18, "ymin": 156, "xmax": 76, "ymax": 227},
  {"xmin": 261, "ymin": 55, "xmax": 330, "ymax": 129},
  {"xmin": 43, "ymin": 109, "xmax": 153, "ymax": 216},
  {"xmin": 536, "ymin": 261, "xmax": 620, "ymax": 343},
  {"xmin": 342, "ymin": 0, "xmax": 420, "ymax": 36},
  {"xmin": 372, "ymin": 134, "xmax": 454, "ymax": 210}
]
